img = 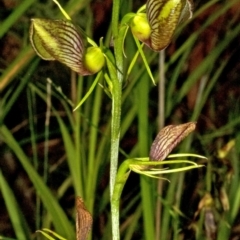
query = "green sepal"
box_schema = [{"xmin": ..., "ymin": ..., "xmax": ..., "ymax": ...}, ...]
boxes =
[
  {"xmin": 132, "ymin": 35, "xmax": 156, "ymax": 85},
  {"xmin": 120, "ymin": 12, "xmax": 137, "ymax": 25}
]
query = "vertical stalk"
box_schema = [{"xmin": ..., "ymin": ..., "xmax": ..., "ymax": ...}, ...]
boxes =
[
  {"xmin": 110, "ymin": 0, "xmax": 123, "ymax": 198},
  {"xmin": 110, "ymin": 0, "xmax": 124, "ymax": 239},
  {"xmin": 155, "ymin": 50, "xmax": 165, "ymax": 239},
  {"xmin": 138, "ymin": 73, "xmax": 155, "ymax": 240}
]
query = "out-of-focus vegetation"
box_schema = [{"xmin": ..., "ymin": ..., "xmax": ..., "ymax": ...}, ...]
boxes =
[{"xmin": 0, "ymin": 0, "xmax": 240, "ymax": 239}]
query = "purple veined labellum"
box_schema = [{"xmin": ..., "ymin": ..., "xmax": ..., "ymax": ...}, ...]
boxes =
[
  {"xmin": 76, "ymin": 197, "xmax": 93, "ymax": 240},
  {"xmin": 149, "ymin": 122, "xmax": 196, "ymax": 161}
]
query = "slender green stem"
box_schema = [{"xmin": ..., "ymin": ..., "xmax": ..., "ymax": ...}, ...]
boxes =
[
  {"xmin": 112, "ymin": 0, "xmax": 121, "ymax": 39},
  {"xmin": 112, "ymin": 162, "xmax": 131, "ymax": 240},
  {"xmin": 110, "ymin": 1, "xmax": 124, "ymax": 239},
  {"xmin": 109, "ymin": 79, "xmax": 122, "ymax": 199},
  {"xmin": 106, "ymin": 56, "xmax": 122, "ymax": 239}
]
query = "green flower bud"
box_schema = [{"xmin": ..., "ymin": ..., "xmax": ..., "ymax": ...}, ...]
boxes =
[
  {"xmin": 83, "ymin": 47, "xmax": 105, "ymax": 74},
  {"xmin": 130, "ymin": 13, "xmax": 151, "ymax": 44}
]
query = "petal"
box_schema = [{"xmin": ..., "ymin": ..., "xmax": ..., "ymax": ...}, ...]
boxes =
[
  {"xmin": 146, "ymin": 0, "xmax": 193, "ymax": 51},
  {"xmin": 76, "ymin": 197, "xmax": 93, "ymax": 240},
  {"xmin": 149, "ymin": 122, "xmax": 196, "ymax": 161},
  {"xmin": 30, "ymin": 19, "xmax": 92, "ymax": 75}
]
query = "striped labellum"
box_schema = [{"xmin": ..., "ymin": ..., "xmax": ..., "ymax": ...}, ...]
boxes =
[
  {"xmin": 29, "ymin": 19, "xmax": 104, "ymax": 75},
  {"xmin": 146, "ymin": 0, "xmax": 193, "ymax": 51},
  {"xmin": 149, "ymin": 122, "xmax": 196, "ymax": 161},
  {"xmin": 76, "ymin": 197, "xmax": 93, "ymax": 240}
]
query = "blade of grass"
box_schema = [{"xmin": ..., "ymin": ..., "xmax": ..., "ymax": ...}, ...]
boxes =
[
  {"xmin": 137, "ymin": 72, "xmax": 155, "ymax": 240},
  {"xmin": 0, "ymin": 0, "xmax": 35, "ymax": 38},
  {"xmin": 0, "ymin": 171, "xmax": 31, "ymax": 240},
  {"xmin": 0, "ymin": 125, "xmax": 75, "ymax": 239}
]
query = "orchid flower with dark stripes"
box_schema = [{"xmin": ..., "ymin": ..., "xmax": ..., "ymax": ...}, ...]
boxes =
[
  {"xmin": 29, "ymin": 19, "xmax": 105, "ymax": 75},
  {"xmin": 149, "ymin": 122, "xmax": 196, "ymax": 161},
  {"xmin": 131, "ymin": 0, "xmax": 193, "ymax": 51}
]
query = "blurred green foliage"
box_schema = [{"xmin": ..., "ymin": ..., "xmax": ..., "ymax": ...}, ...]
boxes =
[{"xmin": 0, "ymin": 0, "xmax": 240, "ymax": 240}]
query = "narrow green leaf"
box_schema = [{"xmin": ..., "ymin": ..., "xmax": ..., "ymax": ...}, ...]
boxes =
[
  {"xmin": 0, "ymin": 171, "xmax": 30, "ymax": 240},
  {"xmin": 73, "ymin": 71, "xmax": 102, "ymax": 111},
  {"xmin": 0, "ymin": 126, "xmax": 75, "ymax": 239}
]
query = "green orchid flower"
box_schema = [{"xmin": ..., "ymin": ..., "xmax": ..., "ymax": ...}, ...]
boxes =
[
  {"xmin": 29, "ymin": 19, "xmax": 105, "ymax": 75},
  {"xmin": 131, "ymin": 0, "xmax": 193, "ymax": 51}
]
